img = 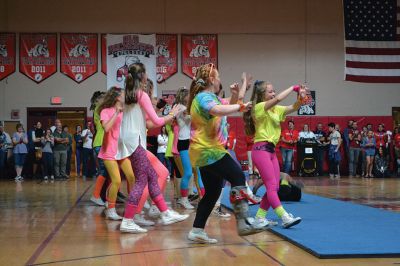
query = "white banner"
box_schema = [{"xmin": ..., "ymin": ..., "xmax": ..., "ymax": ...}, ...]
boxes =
[{"xmin": 106, "ymin": 34, "xmax": 157, "ymax": 95}]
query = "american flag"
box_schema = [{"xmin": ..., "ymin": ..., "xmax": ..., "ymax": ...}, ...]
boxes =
[{"xmin": 344, "ymin": 0, "xmax": 400, "ymax": 83}]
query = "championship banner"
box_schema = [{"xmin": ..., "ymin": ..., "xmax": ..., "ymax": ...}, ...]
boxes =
[
  {"xmin": 298, "ymin": 91, "xmax": 316, "ymax": 116},
  {"xmin": 60, "ymin": 33, "xmax": 98, "ymax": 83},
  {"xmin": 0, "ymin": 33, "xmax": 16, "ymax": 81},
  {"xmin": 106, "ymin": 34, "xmax": 157, "ymax": 94},
  {"xmin": 20, "ymin": 33, "xmax": 57, "ymax": 83},
  {"xmin": 156, "ymin": 34, "xmax": 177, "ymax": 83},
  {"xmin": 101, "ymin": 34, "xmax": 106, "ymax": 75},
  {"xmin": 181, "ymin": 34, "xmax": 218, "ymax": 78}
]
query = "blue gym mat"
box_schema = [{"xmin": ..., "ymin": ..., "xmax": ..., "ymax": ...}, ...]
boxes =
[{"xmin": 221, "ymin": 187, "xmax": 400, "ymax": 258}]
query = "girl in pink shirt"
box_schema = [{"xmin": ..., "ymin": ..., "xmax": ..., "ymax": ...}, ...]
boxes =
[{"xmin": 98, "ymin": 87, "xmax": 136, "ymax": 221}]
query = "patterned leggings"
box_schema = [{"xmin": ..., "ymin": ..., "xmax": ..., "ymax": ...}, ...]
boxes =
[{"xmin": 124, "ymin": 145, "xmax": 167, "ymax": 219}]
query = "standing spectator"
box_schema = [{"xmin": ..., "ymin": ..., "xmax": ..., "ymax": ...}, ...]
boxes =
[
  {"xmin": 53, "ymin": 119, "xmax": 69, "ymax": 180},
  {"xmin": 393, "ymin": 127, "xmax": 400, "ymax": 177},
  {"xmin": 343, "ymin": 120, "xmax": 354, "ymax": 154},
  {"xmin": 74, "ymin": 125, "xmax": 83, "ymax": 177},
  {"xmin": 0, "ymin": 124, "xmax": 11, "ymax": 177},
  {"xmin": 360, "ymin": 125, "xmax": 368, "ymax": 176},
  {"xmin": 157, "ymin": 126, "xmax": 171, "ymax": 175},
  {"xmin": 12, "ymin": 123, "xmax": 28, "ymax": 181},
  {"xmin": 25, "ymin": 123, "xmax": 36, "ymax": 179},
  {"xmin": 362, "ymin": 130, "xmax": 376, "ymax": 178},
  {"xmin": 63, "ymin": 125, "xmax": 73, "ymax": 177},
  {"xmin": 327, "ymin": 122, "xmax": 342, "ymax": 179},
  {"xmin": 41, "ymin": 128, "xmax": 54, "ymax": 181},
  {"xmin": 348, "ymin": 121, "xmax": 362, "ymax": 177},
  {"xmin": 280, "ymin": 120, "xmax": 299, "ymax": 174},
  {"xmin": 314, "ymin": 123, "xmax": 327, "ymax": 176},
  {"xmin": 367, "ymin": 123, "xmax": 373, "ymax": 132},
  {"xmin": 298, "ymin": 124, "xmax": 316, "ymax": 141},
  {"xmin": 375, "ymin": 124, "xmax": 388, "ymax": 152},
  {"xmin": 32, "ymin": 121, "xmax": 45, "ymax": 178},
  {"xmin": 82, "ymin": 121, "xmax": 95, "ymax": 178}
]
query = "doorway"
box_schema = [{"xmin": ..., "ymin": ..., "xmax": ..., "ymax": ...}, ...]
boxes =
[
  {"xmin": 27, "ymin": 107, "xmax": 87, "ymax": 176},
  {"xmin": 393, "ymin": 107, "xmax": 400, "ymax": 129}
]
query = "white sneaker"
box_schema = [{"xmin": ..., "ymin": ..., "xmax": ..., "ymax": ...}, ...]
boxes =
[
  {"xmin": 134, "ymin": 214, "xmax": 155, "ymax": 226},
  {"xmin": 252, "ymin": 217, "xmax": 278, "ymax": 228},
  {"xmin": 335, "ymin": 175, "xmax": 341, "ymax": 179},
  {"xmin": 143, "ymin": 201, "xmax": 151, "ymax": 210},
  {"xmin": 90, "ymin": 196, "xmax": 105, "ymax": 206},
  {"xmin": 14, "ymin": 176, "xmax": 22, "ymax": 182},
  {"xmin": 105, "ymin": 208, "xmax": 122, "ymax": 220},
  {"xmin": 50, "ymin": 175, "xmax": 55, "ymax": 180},
  {"xmin": 120, "ymin": 218, "xmax": 148, "ymax": 233},
  {"xmin": 148, "ymin": 205, "xmax": 161, "ymax": 218},
  {"xmin": 177, "ymin": 197, "xmax": 195, "ymax": 209},
  {"xmin": 212, "ymin": 206, "xmax": 231, "ymax": 218},
  {"xmin": 160, "ymin": 209, "xmax": 189, "ymax": 225},
  {"xmin": 43, "ymin": 176, "xmax": 48, "ymax": 181},
  {"xmin": 282, "ymin": 213, "xmax": 301, "ymax": 229},
  {"xmin": 188, "ymin": 229, "xmax": 218, "ymax": 244}
]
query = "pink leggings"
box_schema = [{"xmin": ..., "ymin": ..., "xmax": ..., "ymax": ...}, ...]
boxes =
[{"xmin": 251, "ymin": 142, "xmax": 282, "ymax": 211}]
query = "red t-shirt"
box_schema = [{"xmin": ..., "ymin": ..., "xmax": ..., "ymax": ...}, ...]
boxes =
[
  {"xmin": 374, "ymin": 131, "xmax": 387, "ymax": 148},
  {"xmin": 349, "ymin": 129, "xmax": 362, "ymax": 148},
  {"xmin": 394, "ymin": 133, "xmax": 400, "ymax": 149},
  {"xmin": 280, "ymin": 129, "xmax": 299, "ymax": 149}
]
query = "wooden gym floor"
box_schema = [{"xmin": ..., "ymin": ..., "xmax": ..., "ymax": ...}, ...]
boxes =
[{"xmin": 1, "ymin": 176, "xmax": 400, "ymax": 266}]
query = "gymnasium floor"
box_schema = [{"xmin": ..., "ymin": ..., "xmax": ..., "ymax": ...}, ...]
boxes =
[{"xmin": 1, "ymin": 176, "xmax": 400, "ymax": 266}]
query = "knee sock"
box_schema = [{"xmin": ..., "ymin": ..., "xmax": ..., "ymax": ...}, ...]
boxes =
[{"xmin": 93, "ymin": 175, "xmax": 106, "ymax": 198}]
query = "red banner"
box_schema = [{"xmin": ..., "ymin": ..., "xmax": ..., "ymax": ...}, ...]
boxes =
[
  {"xmin": 156, "ymin": 34, "xmax": 177, "ymax": 83},
  {"xmin": 61, "ymin": 33, "xmax": 98, "ymax": 83},
  {"xmin": 0, "ymin": 33, "xmax": 16, "ymax": 81},
  {"xmin": 20, "ymin": 33, "xmax": 57, "ymax": 83},
  {"xmin": 101, "ymin": 34, "xmax": 106, "ymax": 75},
  {"xmin": 181, "ymin": 34, "xmax": 218, "ymax": 78}
]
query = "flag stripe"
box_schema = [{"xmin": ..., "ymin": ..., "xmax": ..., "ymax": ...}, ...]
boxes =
[
  {"xmin": 345, "ymin": 54, "xmax": 400, "ymax": 62},
  {"xmin": 346, "ymin": 47, "xmax": 400, "ymax": 55},
  {"xmin": 345, "ymin": 68, "xmax": 400, "ymax": 76},
  {"xmin": 346, "ymin": 61, "xmax": 400, "ymax": 69},
  {"xmin": 345, "ymin": 40, "xmax": 400, "ymax": 48},
  {"xmin": 346, "ymin": 74, "xmax": 400, "ymax": 83}
]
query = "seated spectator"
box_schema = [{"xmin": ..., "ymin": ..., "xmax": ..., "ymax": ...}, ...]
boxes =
[
  {"xmin": 298, "ymin": 124, "xmax": 316, "ymax": 142},
  {"xmin": 374, "ymin": 146, "xmax": 390, "ymax": 178}
]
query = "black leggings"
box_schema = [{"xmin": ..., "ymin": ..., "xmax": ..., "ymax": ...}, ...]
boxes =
[{"xmin": 193, "ymin": 154, "xmax": 245, "ymax": 229}]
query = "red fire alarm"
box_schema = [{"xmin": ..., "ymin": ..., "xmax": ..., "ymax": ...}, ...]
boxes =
[{"xmin": 51, "ymin": 96, "xmax": 62, "ymax": 105}]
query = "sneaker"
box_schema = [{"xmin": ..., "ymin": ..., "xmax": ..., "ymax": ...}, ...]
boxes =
[
  {"xmin": 213, "ymin": 206, "xmax": 231, "ymax": 218},
  {"xmin": 120, "ymin": 218, "xmax": 147, "ymax": 233},
  {"xmin": 160, "ymin": 209, "xmax": 189, "ymax": 225},
  {"xmin": 329, "ymin": 174, "xmax": 335, "ymax": 180},
  {"xmin": 282, "ymin": 213, "xmax": 301, "ymax": 229},
  {"xmin": 249, "ymin": 194, "xmax": 262, "ymax": 205},
  {"xmin": 50, "ymin": 175, "xmax": 55, "ymax": 180},
  {"xmin": 105, "ymin": 208, "xmax": 123, "ymax": 220},
  {"xmin": 177, "ymin": 198, "xmax": 195, "ymax": 209},
  {"xmin": 143, "ymin": 201, "xmax": 151, "ymax": 210},
  {"xmin": 43, "ymin": 176, "xmax": 48, "ymax": 181},
  {"xmin": 148, "ymin": 205, "xmax": 161, "ymax": 218},
  {"xmin": 19, "ymin": 176, "xmax": 24, "ymax": 181},
  {"xmin": 188, "ymin": 229, "xmax": 218, "ymax": 244},
  {"xmin": 90, "ymin": 196, "xmax": 105, "ymax": 206},
  {"xmin": 335, "ymin": 175, "xmax": 341, "ymax": 179},
  {"xmin": 252, "ymin": 217, "xmax": 278, "ymax": 228},
  {"xmin": 134, "ymin": 214, "xmax": 155, "ymax": 226},
  {"xmin": 188, "ymin": 194, "xmax": 199, "ymax": 202},
  {"xmin": 14, "ymin": 176, "xmax": 22, "ymax": 182}
]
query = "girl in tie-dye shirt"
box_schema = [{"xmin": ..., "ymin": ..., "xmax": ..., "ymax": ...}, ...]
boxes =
[{"xmin": 187, "ymin": 64, "xmax": 265, "ymax": 244}]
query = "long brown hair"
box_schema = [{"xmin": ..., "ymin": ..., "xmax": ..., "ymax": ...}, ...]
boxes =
[
  {"xmin": 175, "ymin": 87, "xmax": 189, "ymax": 106},
  {"xmin": 125, "ymin": 63, "xmax": 146, "ymax": 105},
  {"xmin": 243, "ymin": 81, "xmax": 269, "ymax": 136},
  {"xmin": 97, "ymin": 87, "xmax": 122, "ymax": 115},
  {"xmin": 187, "ymin": 63, "xmax": 216, "ymax": 114}
]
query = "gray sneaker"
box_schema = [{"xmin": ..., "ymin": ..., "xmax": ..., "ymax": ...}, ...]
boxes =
[{"xmin": 188, "ymin": 229, "xmax": 218, "ymax": 244}]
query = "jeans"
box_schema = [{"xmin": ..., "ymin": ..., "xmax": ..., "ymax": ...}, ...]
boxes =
[
  {"xmin": 75, "ymin": 148, "xmax": 82, "ymax": 176},
  {"xmin": 0, "ymin": 149, "xmax": 5, "ymax": 170},
  {"xmin": 157, "ymin": 153, "xmax": 172, "ymax": 175},
  {"xmin": 280, "ymin": 147, "xmax": 294, "ymax": 174},
  {"xmin": 348, "ymin": 147, "xmax": 361, "ymax": 176},
  {"xmin": 66, "ymin": 148, "xmax": 72, "ymax": 175},
  {"xmin": 82, "ymin": 148, "xmax": 95, "ymax": 177},
  {"xmin": 42, "ymin": 152, "xmax": 54, "ymax": 177},
  {"xmin": 316, "ymin": 146, "xmax": 325, "ymax": 175},
  {"xmin": 94, "ymin": 146, "xmax": 107, "ymax": 177}
]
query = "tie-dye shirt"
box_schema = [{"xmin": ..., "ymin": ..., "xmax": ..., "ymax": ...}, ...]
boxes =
[{"xmin": 189, "ymin": 91, "xmax": 228, "ymax": 167}]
